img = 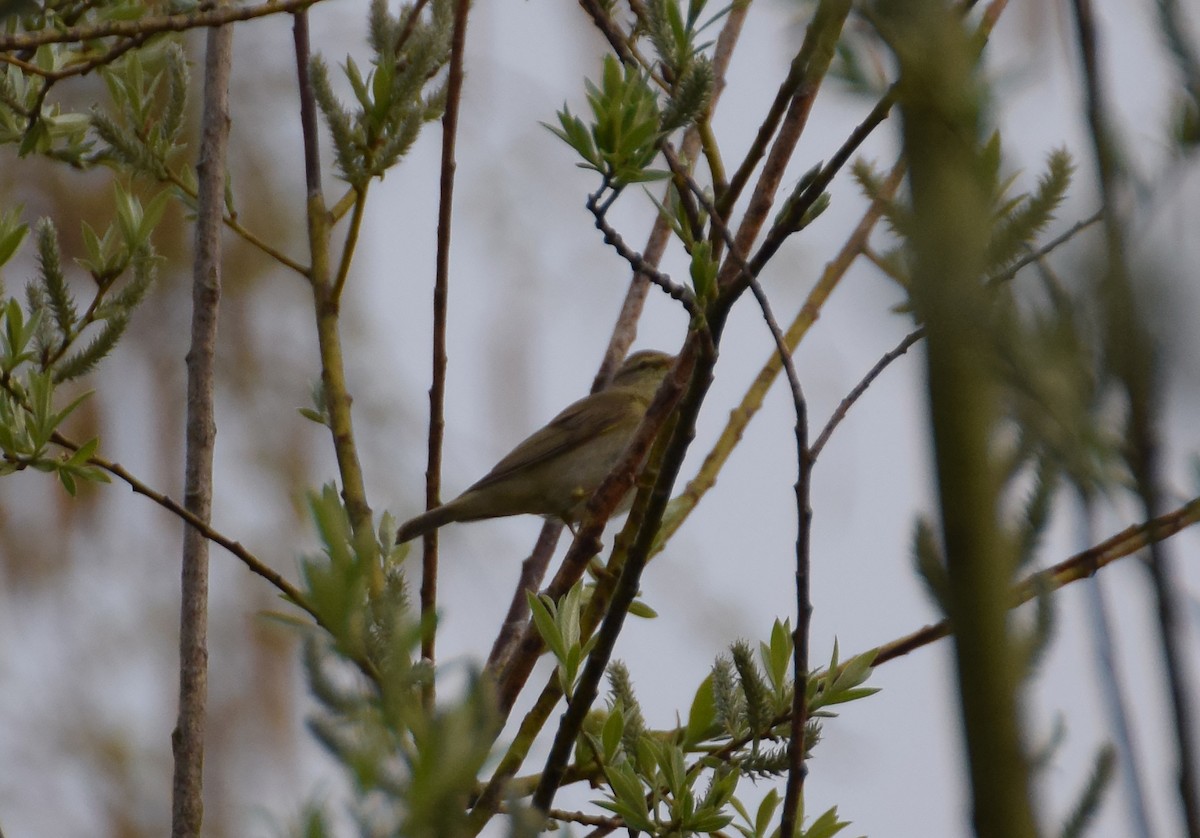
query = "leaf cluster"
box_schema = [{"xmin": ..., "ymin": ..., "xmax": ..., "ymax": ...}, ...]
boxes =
[
  {"xmin": 639, "ymin": 0, "xmax": 716, "ymax": 132},
  {"xmin": 26, "ymin": 188, "xmax": 162, "ymax": 383},
  {"xmin": 311, "ymin": 0, "xmax": 453, "ymax": 188},
  {"xmin": 731, "ymin": 791, "xmax": 860, "ymax": 838},
  {"xmin": 0, "ymin": 189, "xmax": 159, "ymax": 495},
  {"xmin": 586, "ymin": 671, "xmax": 739, "ymax": 835},
  {"xmin": 90, "ymin": 43, "xmax": 190, "ymax": 176},
  {"xmin": 0, "ymin": 38, "xmax": 189, "ymax": 170},
  {"xmin": 857, "ymin": 142, "xmax": 1076, "ymax": 292},
  {"xmin": 559, "ymin": 622, "xmax": 877, "ymax": 835},
  {"xmin": 549, "ymin": 54, "xmax": 670, "ymax": 188},
  {"xmin": 296, "ymin": 487, "xmax": 500, "ymax": 838},
  {"xmin": 528, "ymin": 580, "xmax": 599, "ymax": 699},
  {"xmin": 0, "ymin": 62, "xmax": 92, "ymax": 160}
]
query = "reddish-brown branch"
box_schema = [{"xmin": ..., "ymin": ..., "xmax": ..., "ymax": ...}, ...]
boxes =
[{"xmin": 420, "ymin": 0, "xmax": 472, "ymax": 709}]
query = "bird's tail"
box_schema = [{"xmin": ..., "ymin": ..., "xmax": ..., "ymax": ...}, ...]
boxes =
[{"xmin": 395, "ymin": 503, "xmax": 460, "ymax": 544}]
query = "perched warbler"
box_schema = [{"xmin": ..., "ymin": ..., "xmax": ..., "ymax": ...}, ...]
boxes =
[{"xmin": 395, "ymin": 350, "xmax": 675, "ymax": 543}]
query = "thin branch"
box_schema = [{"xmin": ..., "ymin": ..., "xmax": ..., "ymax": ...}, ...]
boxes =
[
  {"xmin": 586, "ymin": 185, "xmax": 698, "ymax": 316},
  {"xmin": 1071, "ymin": 0, "xmax": 1200, "ymax": 830},
  {"xmin": 294, "ymin": 10, "xmax": 374, "ymax": 551},
  {"xmin": 419, "ymin": 0, "xmax": 471, "ymax": 711},
  {"xmin": 664, "ymin": 494, "xmax": 1200, "ymax": 789},
  {"xmin": 0, "ymin": 0, "xmax": 322, "ymax": 50},
  {"xmin": 166, "ymin": 170, "xmax": 311, "ymax": 277},
  {"xmin": 468, "ymin": 673, "xmax": 567, "ymax": 832},
  {"xmin": 680, "ymin": 147, "xmax": 814, "ymax": 838},
  {"xmin": 715, "ymin": 0, "xmax": 851, "ymax": 230},
  {"xmin": 172, "ymin": 10, "xmax": 233, "ymax": 835},
  {"xmin": 810, "ymin": 327, "xmax": 924, "ymax": 461},
  {"xmin": 875, "ymin": 494, "xmax": 1200, "ymax": 666},
  {"xmin": 394, "ymin": 0, "xmax": 434, "ymax": 54},
  {"xmin": 751, "ymin": 0, "xmax": 1010, "ymax": 274},
  {"xmin": 715, "ymin": 0, "xmax": 851, "ymax": 293},
  {"xmin": 750, "ymin": 88, "xmax": 895, "ymax": 273},
  {"xmin": 1078, "ymin": 495, "xmax": 1154, "ymax": 838},
  {"xmin": 658, "ymin": 159, "xmax": 906, "ymax": 549},
  {"xmin": 1, "ymin": 30, "xmax": 151, "ymax": 81},
  {"xmin": 1156, "ymin": 0, "xmax": 1200, "ymax": 104},
  {"xmin": 985, "ymin": 210, "xmax": 1102, "ymax": 287},
  {"xmin": 807, "ymin": 206, "xmax": 1102, "ymax": 463},
  {"xmin": 50, "ymin": 431, "xmax": 311, "ymax": 611},
  {"xmin": 331, "ymin": 186, "xmax": 368, "ymax": 302},
  {"xmin": 546, "ymin": 808, "xmax": 622, "ymax": 829},
  {"xmin": 294, "ymin": 12, "xmax": 322, "ymax": 206},
  {"xmin": 576, "ymin": 0, "xmax": 635, "ymax": 64},
  {"xmin": 745, "ymin": 272, "xmax": 813, "ymax": 838},
  {"xmin": 716, "ymin": 47, "xmax": 811, "ymax": 220}
]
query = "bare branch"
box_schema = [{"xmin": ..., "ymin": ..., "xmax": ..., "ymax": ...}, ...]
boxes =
[
  {"xmin": 810, "ymin": 327, "xmax": 924, "ymax": 461},
  {"xmin": 0, "ymin": 0, "xmax": 322, "ymax": 50},
  {"xmin": 586, "ymin": 186, "xmax": 699, "ymax": 316},
  {"xmin": 420, "ymin": 0, "xmax": 473, "ymax": 710},
  {"xmin": 172, "ymin": 10, "xmax": 234, "ymax": 834}
]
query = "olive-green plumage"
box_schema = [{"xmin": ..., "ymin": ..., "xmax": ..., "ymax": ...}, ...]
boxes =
[{"xmin": 395, "ymin": 350, "xmax": 674, "ymax": 544}]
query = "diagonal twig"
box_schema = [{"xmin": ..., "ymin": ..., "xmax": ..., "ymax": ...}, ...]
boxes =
[{"xmin": 0, "ymin": 0, "xmax": 323, "ymax": 50}]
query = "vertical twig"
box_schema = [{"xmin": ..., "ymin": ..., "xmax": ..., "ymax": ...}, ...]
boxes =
[
  {"xmin": 419, "ymin": 0, "xmax": 471, "ymax": 710},
  {"xmin": 1070, "ymin": 1, "xmax": 1200, "ymax": 832},
  {"xmin": 746, "ymin": 276, "xmax": 811, "ymax": 838},
  {"xmin": 1078, "ymin": 494, "xmax": 1153, "ymax": 838},
  {"xmin": 171, "ymin": 10, "xmax": 233, "ymax": 837},
  {"xmin": 670, "ymin": 155, "xmax": 815, "ymax": 834},
  {"xmin": 294, "ymin": 11, "xmax": 375, "ymax": 560}
]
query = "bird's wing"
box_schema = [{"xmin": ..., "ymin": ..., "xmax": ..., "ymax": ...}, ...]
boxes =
[{"xmin": 466, "ymin": 390, "xmax": 640, "ymax": 492}]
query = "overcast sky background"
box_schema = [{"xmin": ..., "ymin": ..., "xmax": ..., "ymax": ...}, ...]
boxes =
[{"xmin": 2, "ymin": 0, "xmax": 1200, "ymax": 836}]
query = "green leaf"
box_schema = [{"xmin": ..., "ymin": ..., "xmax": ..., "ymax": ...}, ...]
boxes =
[
  {"xmin": 57, "ymin": 467, "xmax": 77, "ymax": 496},
  {"xmin": 763, "ymin": 617, "xmax": 793, "ymax": 694},
  {"xmin": 598, "ymin": 761, "xmax": 654, "ymax": 833},
  {"xmin": 802, "ymin": 805, "xmax": 852, "ymax": 838},
  {"xmin": 137, "ymin": 189, "xmax": 171, "ymax": 243},
  {"xmin": 526, "ymin": 591, "xmax": 567, "ymax": 664},
  {"xmin": 47, "ymin": 388, "xmax": 93, "ymax": 438},
  {"xmin": 601, "ymin": 703, "xmax": 625, "ymax": 762},
  {"xmin": 0, "ymin": 211, "xmax": 28, "ymax": 267},
  {"xmin": 756, "ymin": 788, "xmax": 781, "ymax": 837},
  {"xmin": 627, "ymin": 598, "xmax": 658, "ymax": 619},
  {"xmin": 298, "ymin": 406, "xmax": 329, "ymax": 426},
  {"xmin": 830, "ymin": 648, "xmax": 876, "ymax": 694},
  {"xmin": 656, "ymin": 740, "xmax": 686, "ymax": 797},
  {"xmin": 689, "ymin": 240, "xmax": 718, "ymax": 302},
  {"xmin": 689, "ymin": 810, "xmax": 734, "ymax": 832},
  {"xmin": 64, "ymin": 436, "xmax": 100, "ymax": 467},
  {"xmin": 684, "ymin": 674, "xmax": 717, "ymax": 745}
]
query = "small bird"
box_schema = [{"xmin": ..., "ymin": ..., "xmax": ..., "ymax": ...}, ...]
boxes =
[{"xmin": 395, "ymin": 350, "xmax": 674, "ymax": 543}]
